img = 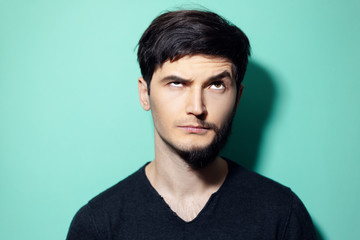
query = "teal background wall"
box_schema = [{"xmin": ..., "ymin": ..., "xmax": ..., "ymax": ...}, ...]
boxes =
[{"xmin": 1, "ymin": 0, "xmax": 359, "ymax": 239}]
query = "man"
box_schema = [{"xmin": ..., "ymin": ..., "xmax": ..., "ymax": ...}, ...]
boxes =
[{"xmin": 66, "ymin": 10, "xmax": 317, "ymax": 239}]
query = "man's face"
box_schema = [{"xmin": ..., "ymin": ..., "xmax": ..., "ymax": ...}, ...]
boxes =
[{"xmin": 139, "ymin": 55, "xmax": 242, "ymax": 168}]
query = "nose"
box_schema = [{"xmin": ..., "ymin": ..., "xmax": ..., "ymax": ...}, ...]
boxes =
[{"xmin": 185, "ymin": 88, "xmax": 207, "ymax": 118}]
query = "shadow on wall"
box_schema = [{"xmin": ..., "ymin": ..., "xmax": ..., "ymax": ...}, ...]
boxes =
[
  {"xmin": 221, "ymin": 61, "xmax": 276, "ymax": 170},
  {"xmin": 221, "ymin": 61, "xmax": 326, "ymax": 240},
  {"xmin": 315, "ymin": 222, "xmax": 326, "ymax": 240}
]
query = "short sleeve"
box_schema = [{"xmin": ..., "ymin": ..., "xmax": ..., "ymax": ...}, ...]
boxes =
[
  {"xmin": 66, "ymin": 204, "xmax": 100, "ymax": 240},
  {"xmin": 281, "ymin": 191, "xmax": 317, "ymax": 240}
]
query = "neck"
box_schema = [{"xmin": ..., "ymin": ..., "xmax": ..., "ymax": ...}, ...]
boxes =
[{"xmin": 145, "ymin": 133, "xmax": 228, "ymax": 199}]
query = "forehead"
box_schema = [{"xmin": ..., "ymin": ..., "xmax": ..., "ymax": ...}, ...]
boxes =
[{"xmin": 153, "ymin": 55, "xmax": 235, "ymax": 80}]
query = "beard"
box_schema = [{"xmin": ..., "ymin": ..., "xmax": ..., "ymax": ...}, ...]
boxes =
[{"xmin": 158, "ymin": 112, "xmax": 235, "ymax": 170}]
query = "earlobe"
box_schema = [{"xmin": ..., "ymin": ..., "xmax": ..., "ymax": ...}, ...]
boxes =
[{"xmin": 138, "ymin": 77, "xmax": 151, "ymax": 111}]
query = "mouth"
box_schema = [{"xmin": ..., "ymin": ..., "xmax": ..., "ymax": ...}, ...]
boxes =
[{"xmin": 178, "ymin": 125, "xmax": 211, "ymax": 134}]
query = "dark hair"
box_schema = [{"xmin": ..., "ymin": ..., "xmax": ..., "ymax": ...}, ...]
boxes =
[{"xmin": 137, "ymin": 10, "xmax": 250, "ymax": 94}]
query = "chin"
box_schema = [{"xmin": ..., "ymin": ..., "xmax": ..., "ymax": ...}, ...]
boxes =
[
  {"xmin": 181, "ymin": 147, "xmax": 220, "ymax": 169},
  {"xmin": 166, "ymin": 141, "xmax": 221, "ymax": 169}
]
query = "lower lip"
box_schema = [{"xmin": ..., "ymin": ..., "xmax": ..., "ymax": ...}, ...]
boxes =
[{"xmin": 179, "ymin": 126, "xmax": 209, "ymax": 134}]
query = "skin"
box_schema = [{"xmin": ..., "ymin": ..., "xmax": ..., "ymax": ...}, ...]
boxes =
[{"xmin": 138, "ymin": 54, "xmax": 243, "ymax": 222}]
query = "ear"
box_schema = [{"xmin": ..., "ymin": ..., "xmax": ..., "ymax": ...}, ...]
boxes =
[
  {"xmin": 138, "ymin": 77, "xmax": 150, "ymax": 111},
  {"xmin": 235, "ymin": 84, "xmax": 244, "ymax": 109}
]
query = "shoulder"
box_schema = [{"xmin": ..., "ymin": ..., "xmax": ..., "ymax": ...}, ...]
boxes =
[
  {"xmin": 224, "ymin": 159, "xmax": 301, "ymax": 218},
  {"xmin": 225, "ymin": 160, "xmax": 293, "ymax": 200},
  {"xmin": 67, "ymin": 166, "xmax": 146, "ymax": 240},
  {"xmin": 223, "ymin": 160, "xmax": 317, "ymax": 239},
  {"xmin": 75, "ymin": 164, "xmax": 148, "ymax": 221},
  {"xmin": 66, "ymin": 165, "xmax": 148, "ymax": 240},
  {"xmin": 87, "ymin": 164, "xmax": 148, "ymax": 213}
]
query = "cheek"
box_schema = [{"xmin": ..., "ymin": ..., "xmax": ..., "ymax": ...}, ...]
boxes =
[
  {"xmin": 206, "ymin": 94, "xmax": 236, "ymax": 123},
  {"xmin": 151, "ymin": 89, "xmax": 184, "ymax": 113},
  {"xmin": 214, "ymin": 106, "xmax": 234, "ymax": 123},
  {"xmin": 150, "ymin": 94, "xmax": 181, "ymax": 126}
]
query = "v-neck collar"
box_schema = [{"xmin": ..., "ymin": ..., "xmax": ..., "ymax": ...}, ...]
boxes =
[{"xmin": 140, "ymin": 159, "xmax": 233, "ymax": 224}]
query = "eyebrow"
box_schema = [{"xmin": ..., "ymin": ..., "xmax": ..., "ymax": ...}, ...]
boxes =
[
  {"xmin": 208, "ymin": 70, "xmax": 233, "ymax": 82},
  {"xmin": 160, "ymin": 70, "xmax": 233, "ymax": 84},
  {"xmin": 160, "ymin": 75, "xmax": 190, "ymax": 83}
]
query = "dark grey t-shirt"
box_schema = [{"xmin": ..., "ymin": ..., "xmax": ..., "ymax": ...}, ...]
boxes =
[{"xmin": 66, "ymin": 160, "xmax": 317, "ymax": 239}]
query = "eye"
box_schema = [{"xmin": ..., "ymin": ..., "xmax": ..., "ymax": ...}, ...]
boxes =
[
  {"xmin": 209, "ymin": 81, "xmax": 225, "ymax": 90},
  {"xmin": 169, "ymin": 82, "xmax": 184, "ymax": 87}
]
